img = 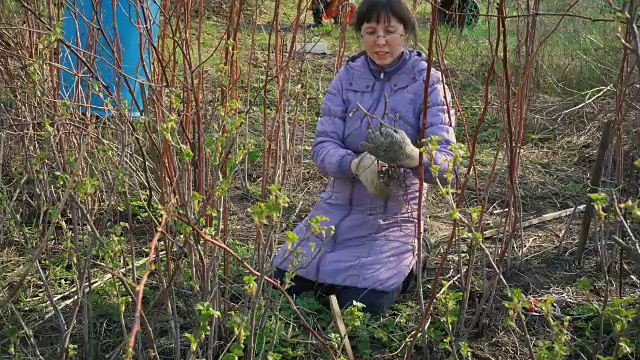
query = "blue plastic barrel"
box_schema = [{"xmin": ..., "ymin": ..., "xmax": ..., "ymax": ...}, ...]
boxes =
[{"xmin": 59, "ymin": 0, "xmax": 160, "ymax": 118}]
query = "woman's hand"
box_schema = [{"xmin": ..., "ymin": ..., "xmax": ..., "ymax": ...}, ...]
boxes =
[
  {"xmin": 350, "ymin": 152, "xmax": 392, "ymax": 198},
  {"xmin": 360, "ymin": 126, "xmax": 420, "ymax": 168}
]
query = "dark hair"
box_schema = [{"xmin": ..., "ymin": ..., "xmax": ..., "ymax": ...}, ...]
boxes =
[{"xmin": 353, "ymin": 0, "xmax": 417, "ymax": 41}]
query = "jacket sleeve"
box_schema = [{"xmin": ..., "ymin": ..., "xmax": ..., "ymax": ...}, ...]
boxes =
[
  {"xmin": 310, "ymin": 67, "xmax": 356, "ymax": 179},
  {"xmin": 416, "ymin": 68, "xmax": 457, "ymax": 185}
]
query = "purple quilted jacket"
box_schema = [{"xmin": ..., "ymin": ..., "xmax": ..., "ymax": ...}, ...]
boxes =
[{"xmin": 273, "ymin": 48, "xmax": 457, "ymax": 292}]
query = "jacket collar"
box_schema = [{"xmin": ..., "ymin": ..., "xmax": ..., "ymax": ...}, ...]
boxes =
[
  {"xmin": 345, "ymin": 48, "xmax": 427, "ymax": 91},
  {"xmin": 346, "ymin": 48, "xmax": 425, "ymax": 79},
  {"xmin": 365, "ymin": 49, "xmax": 407, "ymax": 79}
]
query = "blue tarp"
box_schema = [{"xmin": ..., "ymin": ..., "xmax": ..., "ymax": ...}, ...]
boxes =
[{"xmin": 59, "ymin": 0, "xmax": 160, "ymax": 118}]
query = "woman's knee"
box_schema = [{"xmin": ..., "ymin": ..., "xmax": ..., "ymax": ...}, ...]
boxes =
[
  {"xmin": 273, "ymin": 268, "xmax": 288, "ymax": 282},
  {"xmin": 272, "ymin": 268, "xmax": 316, "ymax": 296},
  {"xmin": 337, "ymin": 286, "xmax": 402, "ymax": 315}
]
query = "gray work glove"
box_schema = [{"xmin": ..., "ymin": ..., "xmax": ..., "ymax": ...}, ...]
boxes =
[
  {"xmin": 350, "ymin": 152, "xmax": 392, "ymax": 198},
  {"xmin": 360, "ymin": 126, "xmax": 420, "ymax": 168}
]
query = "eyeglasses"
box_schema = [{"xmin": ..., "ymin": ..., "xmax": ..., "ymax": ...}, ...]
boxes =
[{"xmin": 360, "ymin": 31, "xmax": 404, "ymax": 42}]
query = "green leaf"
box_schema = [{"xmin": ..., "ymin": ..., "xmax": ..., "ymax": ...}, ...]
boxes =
[
  {"xmin": 460, "ymin": 341, "xmax": 473, "ymax": 359},
  {"xmin": 576, "ymin": 277, "xmax": 594, "ymax": 292},
  {"xmin": 355, "ymin": 338, "xmax": 371, "ymax": 356},
  {"xmin": 617, "ymin": 337, "xmax": 633, "ymax": 357},
  {"xmin": 286, "ymin": 231, "xmax": 299, "ymax": 248},
  {"xmin": 231, "ymin": 342, "xmax": 244, "ymax": 356},
  {"xmin": 183, "ymin": 147, "xmax": 193, "ymax": 161},
  {"xmin": 295, "ymin": 295, "xmax": 324, "ymax": 312},
  {"xmin": 205, "ymin": 134, "xmax": 216, "ymax": 149},
  {"xmin": 184, "ymin": 333, "xmax": 197, "ymax": 353},
  {"xmin": 471, "ymin": 232, "xmax": 483, "ymax": 246},
  {"xmin": 587, "ymin": 193, "xmax": 608, "ymax": 205},
  {"xmin": 596, "ymin": 355, "xmax": 613, "ymax": 360},
  {"xmin": 5, "ymin": 326, "xmax": 19, "ymax": 338}
]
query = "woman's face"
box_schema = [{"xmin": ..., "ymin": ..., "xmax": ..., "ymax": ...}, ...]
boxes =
[{"xmin": 360, "ymin": 15, "xmax": 406, "ymax": 67}]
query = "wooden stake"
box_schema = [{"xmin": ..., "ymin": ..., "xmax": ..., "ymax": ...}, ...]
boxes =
[
  {"xmin": 576, "ymin": 118, "xmax": 614, "ymax": 265},
  {"xmin": 329, "ymin": 294, "xmax": 354, "ymax": 360}
]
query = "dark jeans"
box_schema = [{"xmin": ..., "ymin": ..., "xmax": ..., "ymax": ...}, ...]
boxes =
[{"xmin": 273, "ymin": 268, "xmax": 414, "ymax": 315}]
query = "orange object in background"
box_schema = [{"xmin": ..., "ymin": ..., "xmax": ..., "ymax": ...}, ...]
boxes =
[
  {"xmin": 342, "ymin": 1, "xmax": 356, "ymax": 24},
  {"xmin": 309, "ymin": 0, "xmax": 355, "ymax": 26}
]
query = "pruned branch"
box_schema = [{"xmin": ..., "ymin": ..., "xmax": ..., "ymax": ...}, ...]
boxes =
[{"xmin": 462, "ymin": 205, "xmax": 587, "ymax": 240}]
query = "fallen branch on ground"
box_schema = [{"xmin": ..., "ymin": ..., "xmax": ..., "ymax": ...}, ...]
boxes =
[{"xmin": 461, "ymin": 204, "xmax": 586, "ymax": 240}]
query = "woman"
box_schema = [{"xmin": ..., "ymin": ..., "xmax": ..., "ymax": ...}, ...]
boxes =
[{"xmin": 272, "ymin": 0, "xmax": 457, "ymax": 315}]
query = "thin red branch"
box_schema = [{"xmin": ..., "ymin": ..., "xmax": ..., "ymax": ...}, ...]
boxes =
[
  {"xmin": 126, "ymin": 212, "xmax": 168, "ymax": 359},
  {"xmin": 174, "ymin": 214, "xmax": 337, "ymax": 360}
]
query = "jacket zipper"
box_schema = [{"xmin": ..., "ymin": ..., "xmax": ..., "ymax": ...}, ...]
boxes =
[
  {"xmin": 366, "ymin": 69, "xmax": 389, "ymax": 132},
  {"xmin": 312, "ymin": 68, "xmax": 390, "ymax": 283}
]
